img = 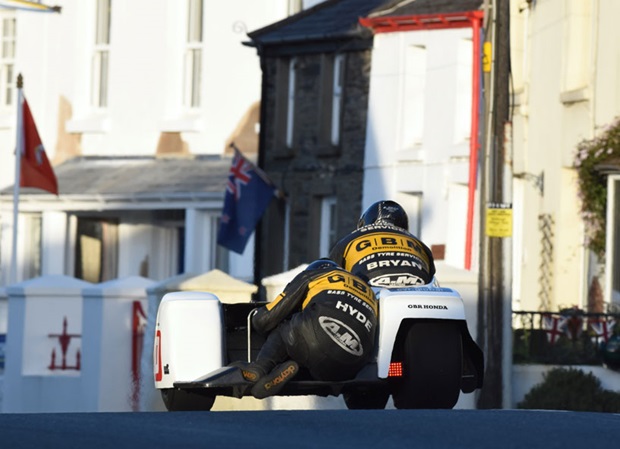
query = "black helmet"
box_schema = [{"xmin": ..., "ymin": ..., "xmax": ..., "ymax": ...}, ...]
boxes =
[
  {"xmin": 306, "ymin": 258, "xmax": 339, "ymax": 271},
  {"xmin": 358, "ymin": 200, "xmax": 408, "ymax": 229}
]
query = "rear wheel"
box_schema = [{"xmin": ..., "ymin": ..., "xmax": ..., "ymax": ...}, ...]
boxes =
[
  {"xmin": 343, "ymin": 389, "xmax": 390, "ymax": 410},
  {"xmin": 391, "ymin": 321, "xmax": 462, "ymax": 409},
  {"xmin": 161, "ymin": 388, "xmax": 215, "ymax": 411}
]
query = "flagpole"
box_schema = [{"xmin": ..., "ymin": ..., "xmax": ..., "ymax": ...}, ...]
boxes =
[{"xmin": 10, "ymin": 73, "xmax": 24, "ymax": 284}]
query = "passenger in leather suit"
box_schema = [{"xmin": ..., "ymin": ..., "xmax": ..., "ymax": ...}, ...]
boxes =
[
  {"xmin": 236, "ymin": 259, "xmax": 378, "ymax": 398},
  {"xmin": 329, "ymin": 200, "xmax": 436, "ymax": 288}
]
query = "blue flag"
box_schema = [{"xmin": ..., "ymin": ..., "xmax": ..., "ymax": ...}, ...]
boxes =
[{"xmin": 217, "ymin": 148, "xmax": 277, "ymax": 254}]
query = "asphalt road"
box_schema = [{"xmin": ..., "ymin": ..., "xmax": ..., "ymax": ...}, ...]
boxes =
[{"xmin": 0, "ymin": 409, "xmax": 617, "ymax": 449}]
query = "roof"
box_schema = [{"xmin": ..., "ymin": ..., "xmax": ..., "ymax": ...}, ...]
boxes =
[
  {"xmin": 247, "ymin": 0, "xmax": 388, "ymax": 53},
  {"xmin": 369, "ymin": 0, "xmax": 484, "ymax": 17},
  {"xmin": 362, "ymin": 0, "xmax": 484, "ymax": 32},
  {"xmin": 246, "ymin": 0, "xmax": 484, "ymax": 55},
  {"xmin": 0, "ymin": 155, "xmax": 234, "ymax": 204}
]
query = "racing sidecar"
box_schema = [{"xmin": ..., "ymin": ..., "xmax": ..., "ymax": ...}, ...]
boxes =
[{"xmin": 153, "ymin": 281, "xmax": 484, "ymax": 411}]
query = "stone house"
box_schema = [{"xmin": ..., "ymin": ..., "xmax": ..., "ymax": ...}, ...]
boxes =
[
  {"xmin": 246, "ymin": 0, "xmax": 388, "ymax": 280},
  {"xmin": 246, "ymin": 0, "xmax": 486, "ymax": 283}
]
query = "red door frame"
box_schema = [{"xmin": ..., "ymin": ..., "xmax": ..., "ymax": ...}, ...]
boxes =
[{"xmin": 360, "ymin": 11, "xmax": 485, "ymax": 270}]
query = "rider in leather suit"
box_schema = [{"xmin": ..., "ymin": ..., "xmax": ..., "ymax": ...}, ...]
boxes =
[
  {"xmin": 329, "ymin": 200, "xmax": 436, "ymax": 288},
  {"xmin": 236, "ymin": 259, "xmax": 378, "ymax": 399}
]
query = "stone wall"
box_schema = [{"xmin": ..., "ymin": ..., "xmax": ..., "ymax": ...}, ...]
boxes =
[{"xmin": 258, "ymin": 49, "xmax": 373, "ymax": 277}]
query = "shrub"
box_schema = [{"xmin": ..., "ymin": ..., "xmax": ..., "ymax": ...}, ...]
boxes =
[{"xmin": 517, "ymin": 367, "xmax": 620, "ymax": 412}]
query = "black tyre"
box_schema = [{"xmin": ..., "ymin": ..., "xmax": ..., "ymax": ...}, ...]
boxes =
[
  {"xmin": 161, "ymin": 388, "xmax": 215, "ymax": 411},
  {"xmin": 343, "ymin": 389, "xmax": 390, "ymax": 410},
  {"xmin": 391, "ymin": 321, "xmax": 462, "ymax": 409}
]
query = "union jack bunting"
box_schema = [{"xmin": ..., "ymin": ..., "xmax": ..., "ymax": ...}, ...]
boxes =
[
  {"xmin": 589, "ymin": 318, "xmax": 617, "ymax": 343},
  {"xmin": 564, "ymin": 313, "xmax": 584, "ymax": 340},
  {"xmin": 542, "ymin": 314, "xmax": 568, "ymax": 345},
  {"xmin": 217, "ymin": 147, "xmax": 278, "ymax": 254}
]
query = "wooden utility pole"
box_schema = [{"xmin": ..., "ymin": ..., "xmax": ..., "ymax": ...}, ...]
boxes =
[{"xmin": 477, "ymin": 0, "xmax": 512, "ymax": 409}]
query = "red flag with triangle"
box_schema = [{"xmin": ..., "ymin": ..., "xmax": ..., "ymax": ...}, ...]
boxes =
[{"xmin": 20, "ymin": 98, "xmax": 58, "ymax": 195}]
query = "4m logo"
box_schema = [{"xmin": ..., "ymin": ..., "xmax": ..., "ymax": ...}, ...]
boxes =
[{"xmin": 318, "ymin": 316, "xmax": 363, "ymax": 357}]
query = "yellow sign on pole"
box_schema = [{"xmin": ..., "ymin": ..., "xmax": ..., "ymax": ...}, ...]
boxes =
[
  {"xmin": 483, "ymin": 42, "xmax": 492, "ymax": 72},
  {"xmin": 486, "ymin": 203, "xmax": 512, "ymax": 237}
]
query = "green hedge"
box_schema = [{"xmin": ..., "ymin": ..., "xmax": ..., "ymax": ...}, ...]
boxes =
[{"xmin": 517, "ymin": 367, "xmax": 620, "ymax": 412}]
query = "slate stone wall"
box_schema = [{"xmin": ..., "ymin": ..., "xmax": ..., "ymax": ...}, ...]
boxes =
[{"xmin": 258, "ymin": 49, "xmax": 373, "ymax": 278}]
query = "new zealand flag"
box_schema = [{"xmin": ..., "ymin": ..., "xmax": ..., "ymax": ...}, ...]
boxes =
[{"xmin": 217, "ymin": 148, "xmax": 278, "ymax": 254}]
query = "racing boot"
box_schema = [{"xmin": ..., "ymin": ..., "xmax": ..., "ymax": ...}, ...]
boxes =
[
  {"xmin": 255, "ymin": 325, "xmax": 290, "ymax": 365},
  {"xmin": 229, "ymin": 361, "xmax": 266, "ymax": 383},
  {"xmin": 251, "ymin": 360, "xmax": 299, "ymax": 399},
  {"xmin": 230, "ymin": 328, "xmax": 289, "ymax": 384}
]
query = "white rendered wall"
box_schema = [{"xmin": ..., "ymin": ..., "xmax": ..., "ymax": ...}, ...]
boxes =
[
  {"xmin": 183, "ymin": 209, "xmax": 254, "ymax": 282},
  {"xmin": 0, "ymin": 1, "xmax": 290, "ymax": 285},
  {"xmin": 0, "ymin": 0, "xmax": 288, "ymax": 168},
  {"xmin": 81, "ymin": 276, "xmax": 155, "ymax": 412},
  {"xmin": 510, "ymin": 1, "xmax": 596, "ymax": 311},
  {"xmin": 2, "ymin": 275, "xmax": 93, "ymax": 413},
  {"xmin": 363, "ymin": 28, "xmax": 474, "ymax": 265}
]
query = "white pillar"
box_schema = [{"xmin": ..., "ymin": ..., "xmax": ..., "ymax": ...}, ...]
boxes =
[
  {"xmin": 41, "ymin": 211, "xmax": 68, "ymax": 276},
  {"xmin": 184, "ymin": 208, "xmax": 212, "ymax": 273}
]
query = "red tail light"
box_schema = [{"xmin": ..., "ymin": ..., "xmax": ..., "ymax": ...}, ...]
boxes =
[{"xmin": 388, "ymin": 361, "xmax": 403, "ymax": 377}]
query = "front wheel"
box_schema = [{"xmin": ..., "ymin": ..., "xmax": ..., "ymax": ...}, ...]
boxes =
[
  {"xmin": 161, "ymin": 388, "xmax": 215, "ymax": 411},
  {"xmin": 391, "ymin": 321, "xmax": 462, "ymax": 409}
]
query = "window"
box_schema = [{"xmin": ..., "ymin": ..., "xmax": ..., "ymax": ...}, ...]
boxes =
[
  {"xmin": 0, "ymin": 12, "xmax": 15, "ymax": 109},
  {"xmin": 318, "ymin": 53, "xmax": 345, "ymax": 154},
  {"xmin": 400, "ymin": 45, "xmax": 426, "ymax": 149},
  {"xmin": 395, "ymin": 192, "xmax": 422, "ymax": 237},
  {"xmin": 454, "ymin": 38, "xmax": 473, "ymax": 143},
  {"xmin": 286, "ymin": 57, "xmax": 296, "ymax": 148},
  {"xmin": 184, "ymin": 0, "xmax": 203, "ymax": 108},
  {"xmin": 562, "ymin": 0, "xmax": 591, "ymax": 95},
  {"xmin": 274, "ymin": 57, "xmax": 296, "ymax": 156},
  {"xmin": 319, "ymin": 197, "xmax": 337, "ymax": 256},
  {"xmin": 75, "ymin": 217, "xmax": 118, "ymax": 283},
  {"xmin": 331, "ymin": 54, "xmax": 345, "ymax": 146},
  {"xmin": 92, "ymin": 0, "xmax": 111, "ymax": 108}
]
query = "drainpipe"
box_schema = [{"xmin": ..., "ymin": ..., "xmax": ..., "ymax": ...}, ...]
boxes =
[{"xmin": 253, "ymin": 43, "xmax": 267, "ymax": 296}]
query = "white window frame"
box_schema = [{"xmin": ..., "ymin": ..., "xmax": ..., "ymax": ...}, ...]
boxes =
[
  {"xmin": 286, "ymin": 57, "xmax": 297, "ymax": 148},
  {"xmin": 319, "ymin": 197, "xmax": 337, "ymax": 256},
  {"xmin": 331, "ymin": 54, "xmax": 344, "ymax": 146},
  {"xmin": 0, "ymin": 12, "xmax": 15, "ymax": 110},
  {"xmin": 92, "ymin": 0, "xmax": 111, "ymax": 108},
  {"xmin": 184, "ymin": 0, "xmax": 203, "ymax": 109}
]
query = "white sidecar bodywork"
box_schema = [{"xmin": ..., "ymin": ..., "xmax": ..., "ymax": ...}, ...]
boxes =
[
  {"xmin": 154, "ymin": 291, "xmax": 225, "ymax": 389},
  {"xmin": 376, "ymin": 286, "xmax": 468, "ymax": 378},
  {"xmin": 154, "ymin": 281, "xmax": 481, "ymax": 401}
]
